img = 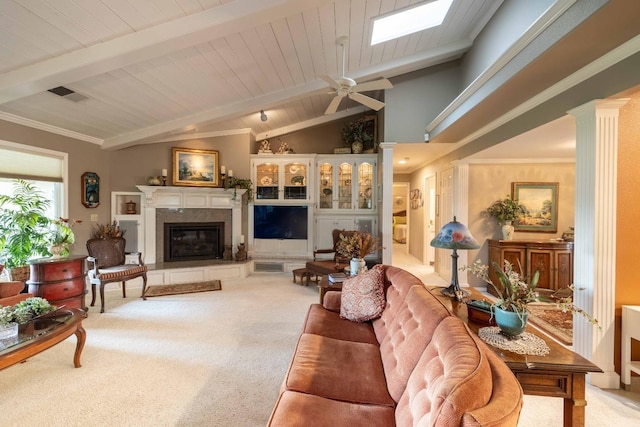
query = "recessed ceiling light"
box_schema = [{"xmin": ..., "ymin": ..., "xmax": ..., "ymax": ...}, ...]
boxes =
[
  {"xmin": 398, "ymin": 158, "xmax": 407, "ymax": 164},
  {"xmin": 371, "ymin": 0, "xmax": 453, "ymax": 45}
]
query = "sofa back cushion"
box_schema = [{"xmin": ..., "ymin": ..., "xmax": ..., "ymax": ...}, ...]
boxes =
[
  {"xmin": 375, "ymin": 285, "xmax": 452, "ymax": 402},
  {"xmin": 372, "ymin": 266, "xmax": 425, "ymax": 344},
  {"xmin": 395, "ymin": 316, "xmax": 494, "ymax": 427}
]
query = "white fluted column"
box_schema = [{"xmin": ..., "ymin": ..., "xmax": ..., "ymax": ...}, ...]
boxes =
[
  {"xmin": 379, "ymin": 142, "xmax": 396, "ymax": 265},
  {"xmin": 569, "ymin": 99, "xmax": 628, "ymax": 389}
]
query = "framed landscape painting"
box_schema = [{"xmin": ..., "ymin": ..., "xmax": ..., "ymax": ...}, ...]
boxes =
[
  {"xmin": 511, "ymin": 182, "xmax": 558, "ymax": 233},
  {"xmin": 172, "ymin": 147, "xmax": 219, "ymax": 187}
]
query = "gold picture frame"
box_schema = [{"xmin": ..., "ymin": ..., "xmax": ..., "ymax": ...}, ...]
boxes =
[
  {"xmin": 511, "ymin": 182, "xmax": 558, "ymax": 233},
  {"xmin": 172, "ymin": 147, "xmax": 220, "ymax": 187}
]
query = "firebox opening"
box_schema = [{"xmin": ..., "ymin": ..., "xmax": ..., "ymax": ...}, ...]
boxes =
[{"xmin": 164, "ymin": 222, "xmax": 224, "ymax": 262}]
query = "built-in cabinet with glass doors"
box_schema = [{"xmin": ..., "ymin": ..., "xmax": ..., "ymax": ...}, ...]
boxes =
[
  {"xmin": 251, "ymin": 156, "xmax": 313, "ymax": 202},
  {"xmin": 316, "ymin": 155, "xmax": 376, "ymax": 213},
  {"xmin": 315, "ymin": 154, "xmax": 378, "ymax": 258}
]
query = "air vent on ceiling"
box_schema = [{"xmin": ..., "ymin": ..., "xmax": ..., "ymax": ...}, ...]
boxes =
[{"xmin": 47, "ymin": 86, "xmax": 89, "ymax": 102}]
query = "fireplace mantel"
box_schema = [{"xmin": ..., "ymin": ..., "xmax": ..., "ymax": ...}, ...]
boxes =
[
  {"xmin": 136, "ymin": 185, "xmax": 246, "ymax": 266},
  {"xmin": 136, "ymin": 185, "xmax": 246, "ymax": 209}
]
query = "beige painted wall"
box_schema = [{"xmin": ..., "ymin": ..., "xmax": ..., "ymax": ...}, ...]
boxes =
[
  {"xmin": 0, "ymin": 119, "xmax": 110, "ymax": 255},
  {"xmin": 466, "ymin": 162, "xmax": 576, "ymax": 286},
  {"xmin": 109, "ymin": 134, "xmax": 252, "ymax": 192}
]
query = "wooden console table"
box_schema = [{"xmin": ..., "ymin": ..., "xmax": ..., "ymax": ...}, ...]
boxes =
[
  {"xmin": 429, "ymin": 286, "xmax": 601, "ymax": 427},
  {"xmin": 0, "ymin": 308, "xmax": 87, "ymax": 370}
]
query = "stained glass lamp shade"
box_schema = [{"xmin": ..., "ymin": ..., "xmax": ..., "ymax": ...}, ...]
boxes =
[{"xmin": 430, "ymin": 216, "xmax": 480, "ymax": 300}]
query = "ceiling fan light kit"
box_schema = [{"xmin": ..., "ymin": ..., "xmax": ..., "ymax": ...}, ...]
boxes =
[{"xmin": 322, "ymin": 36, "xmax": 393, "ymax": 115}]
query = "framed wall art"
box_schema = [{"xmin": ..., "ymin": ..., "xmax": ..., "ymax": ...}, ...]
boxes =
[
  {"xmin": 172, "ymin": 147, "xmax": 220, "ymax": 187},
  {"xmin": 511, "ymin": 182, "xmax": 558, "ymax": 233},
  {"xmin": 81, "ymin": 172, "xmax": 100, "ymax": 208}
]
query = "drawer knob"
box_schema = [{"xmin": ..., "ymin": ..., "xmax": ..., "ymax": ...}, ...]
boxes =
[
  {"xmin": 64, "ymin": 287, "xmax": 69, "ymax": 291},
  {"xmin": 62, "ymin": 269, "xmax": 68, "ymax": 272}
]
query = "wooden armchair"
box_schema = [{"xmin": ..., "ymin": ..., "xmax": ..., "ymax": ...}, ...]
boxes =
[
  {"xmin": 305, "ymin": 229, "xmax": 357, "ymax": 277},
  {"xmin": 86, "ymin": 237, "xmax": 148, "ymax": 313}
]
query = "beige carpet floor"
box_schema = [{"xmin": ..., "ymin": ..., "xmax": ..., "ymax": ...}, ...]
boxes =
[{"xmin": 1, "ymin": 270, "xmax": 639, "ymax": 426}]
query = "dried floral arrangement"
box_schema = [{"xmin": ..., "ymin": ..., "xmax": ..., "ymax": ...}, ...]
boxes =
[{"xmin": 336, "ymin": 231, "xmax": 381, "ymax": 259}]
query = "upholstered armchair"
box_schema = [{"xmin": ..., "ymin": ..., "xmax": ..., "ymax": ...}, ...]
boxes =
[
  {"xmin": 86, "ymin": 237, "xmax": 148, "ymax": 313},
  {"xmin": 305, "ymin": 229, "xmax": 357, "ymax": 277}
]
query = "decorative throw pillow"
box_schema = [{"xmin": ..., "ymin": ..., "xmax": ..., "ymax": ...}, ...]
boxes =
[{"xmin": 340, "ymin": 265, "xmax": 385, "ymax": 322}]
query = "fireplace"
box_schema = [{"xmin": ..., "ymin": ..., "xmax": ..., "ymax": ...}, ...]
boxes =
[{"xmin": 164, "ymin": 222, "xmax": 224, "ymax": 262}]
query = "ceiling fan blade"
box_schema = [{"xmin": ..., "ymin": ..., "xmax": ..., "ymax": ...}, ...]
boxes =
[
  {"xmin": 324, "ymin": 96, "xmax": 343, "ymax": 115},
  {"xmin": 352, "ymin": 78, "xmax": 393, "ymax": 92},
  {"xmin": 349, "ymin": 92, "xmax": 385, "ymax": 111},
  {"xmin": 320, "ymin": 75, "xmax": 341, "ymax": 89}
]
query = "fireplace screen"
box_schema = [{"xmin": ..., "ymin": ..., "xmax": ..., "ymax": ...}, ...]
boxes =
[{"xmin": 164, "ymin": 222, "xmax": 224, "ymax": 262}]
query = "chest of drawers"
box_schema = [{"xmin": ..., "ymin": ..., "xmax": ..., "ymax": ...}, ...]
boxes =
[{"xmin": 27, "ymin": 256, "xmax": 87, "ymax": 310}]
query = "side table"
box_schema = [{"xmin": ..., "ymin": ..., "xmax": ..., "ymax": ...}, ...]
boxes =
[
  {"xmin": 27, "ymin": 256, "xmax": 87, "ymax": 310},
  {"xmin": 318, "ymin": 278, "xmax": 343, "ymax": 304}
]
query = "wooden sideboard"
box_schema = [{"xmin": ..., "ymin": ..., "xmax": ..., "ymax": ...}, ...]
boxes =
[
  {"xmin": 26, "ymin": 256, "xmax": 87, "ymax": 310},
  {"xmin": 488, "ymin": 239, "xmax": 573, "ymax": 296}
]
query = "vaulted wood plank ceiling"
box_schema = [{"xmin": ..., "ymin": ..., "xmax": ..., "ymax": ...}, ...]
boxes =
[{"xmin": 0, "ymin": 0, "xmax": 501, "ymax": 150}]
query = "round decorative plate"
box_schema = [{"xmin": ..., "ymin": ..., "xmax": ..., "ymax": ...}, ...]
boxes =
[
  {"xmin": 365, "ymin": 187, "xmax": 372, "ymax": 197},
  {"xmin": 289, "ymin": 165, "xmax": 300, "ymax": 174},
  {"xmin": 260, "ymin": 176, "xmax": 273, "ymax": 186},
  {"xmin": 323, "ymin": 188, "xmax": 332, "ymax": 196},
  {"xmin": 291, "ymin": 175, "xmax": 305, "ymax": 185}
]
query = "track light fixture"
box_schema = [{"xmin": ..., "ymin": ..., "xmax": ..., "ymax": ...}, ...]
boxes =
[{"xmin": 260, "ymin": 110, "xmax": 268, "ymax": 122}]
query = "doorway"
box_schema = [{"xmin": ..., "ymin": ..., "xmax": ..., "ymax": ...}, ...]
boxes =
[{"xmin": 423, "ymin": 175, "xmax": 436, "ymax": 265}]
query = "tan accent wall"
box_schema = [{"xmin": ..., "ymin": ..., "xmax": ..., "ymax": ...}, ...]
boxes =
[
  {"xmin": 466, "ymin": 162, "xmax": 576, "ymax": 287},
  {"xmin": 615, "ymin": 93, "xmax": 640, "ymax": 373}
]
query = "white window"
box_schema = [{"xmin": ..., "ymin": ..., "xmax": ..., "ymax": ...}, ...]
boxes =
[{"xmin": 0, "ymin": 141, "xmax": 68, "ymax": 219}]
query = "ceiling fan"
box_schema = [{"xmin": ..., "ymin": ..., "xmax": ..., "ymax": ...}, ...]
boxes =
[{"xmin": 322, "ymin": 36, "xmax": 393, "ymax": 115}]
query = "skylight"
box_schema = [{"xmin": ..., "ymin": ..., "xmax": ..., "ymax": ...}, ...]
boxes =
[{"xmin": 371, "ymin": 0, "xmax": 454, "ymax": 45}]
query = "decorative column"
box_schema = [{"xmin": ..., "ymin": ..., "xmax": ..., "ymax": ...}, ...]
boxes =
[
  {"xmin": 569, "ymin": 99, "xmax": 628, "ymax": 389},
  {"xmin": 378, "ymin": 142, "xmax": 396, "ymax": 265},
  {"xmin": 452, "ymin": 161, "xmax": 471, "ymax": 287}
]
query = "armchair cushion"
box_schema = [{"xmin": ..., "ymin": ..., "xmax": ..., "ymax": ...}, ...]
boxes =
[{"xmin": 90, "ymin": 264, "xmax": 148, "ymax": 282}]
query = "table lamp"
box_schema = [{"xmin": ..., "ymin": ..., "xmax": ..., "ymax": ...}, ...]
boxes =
[{"xmin": 430, "ymin": 216, "xmax": 480, "ymax": 301}]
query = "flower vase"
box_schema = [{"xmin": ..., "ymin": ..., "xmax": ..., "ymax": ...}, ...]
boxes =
[
  {"xmin": 0, "ymin": 322, "xmax": 18, "ymax": 340},
  {"xmin": 50, "ymin": 244, "xmax": 65, "ymax": 258},
  {"xmin": 501, "ymin": 221, "xmax": 514, "ymax": 240},
  {"xmin": 350, "ymin": 258, "xmax": 366, "ymax": 276},
  {"xmin": 494, "ymin": 307, "xmax": 528, "ymax": 337}
]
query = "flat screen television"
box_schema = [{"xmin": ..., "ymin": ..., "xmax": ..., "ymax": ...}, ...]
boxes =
[{"xmin": 254, "ymin": 205, "xmax": 308, "ymax": 239}]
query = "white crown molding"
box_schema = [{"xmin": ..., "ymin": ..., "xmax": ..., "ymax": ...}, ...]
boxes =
[
  {"xmin": 0, "ymin": 111, "xmax": 103, "ymax": 145},
  {"xmin": 463, "ymin": 158, "xmax": 575, "ymax": 164}
]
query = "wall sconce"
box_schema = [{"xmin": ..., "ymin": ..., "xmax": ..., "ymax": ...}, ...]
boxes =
[{"xmin": 260, "ymin": 110, "xmax": 268, "ymax": 122}]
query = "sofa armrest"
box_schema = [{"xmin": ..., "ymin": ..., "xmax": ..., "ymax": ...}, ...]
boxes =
[{"xmin": 322, "ymin": 291, "xmax": 342, "ymax": 312}]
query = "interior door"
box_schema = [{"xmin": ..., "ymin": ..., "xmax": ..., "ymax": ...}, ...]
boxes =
[{"xmin": 436, "ymin": 168, "xmax": 454, "ymax": 281}]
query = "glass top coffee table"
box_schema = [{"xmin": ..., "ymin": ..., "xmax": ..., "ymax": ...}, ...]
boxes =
[{"xmin": 0, "ymin": 308, "xmax": 87, "ymax": 370}]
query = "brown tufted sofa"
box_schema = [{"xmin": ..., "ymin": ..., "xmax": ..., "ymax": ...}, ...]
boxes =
[{"xmin": 268, "ymin": 265, "xmax": 523, "ymax": 427}]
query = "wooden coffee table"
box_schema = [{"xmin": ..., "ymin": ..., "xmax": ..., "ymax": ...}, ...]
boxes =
[
  {"xmin": 429, "ymin": 286, "xmax": 601, "ymax": 427},
  {"xmin": 0, "ymin": 308, "xmax": 87, "ymax": 370}
]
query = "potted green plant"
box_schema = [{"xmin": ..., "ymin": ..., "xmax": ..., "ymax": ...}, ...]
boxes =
[
  {"xmin": 341, "ymin": 118, "xmax": 373, "ymax": 154},
  {"xmin": 49, "ymin": 217, "xmax": 82, "ymax": 257},
  {"xmin": 486, "ymin": 196, "xmax": 526, "ymax": 240},
  {"xmin": 11, "ymin": 297, "xmax": 57, "ymax": 324},
  {"xmin": 0, "ymin": 180, "xmax": 52, "ymax": 281},
  {"xmin": 464, "ymin": 259, "xmax": 598, "ymax": 337},
  {"xmin": 224, "ymin": 177, "xmax": 253, "ymax": 203}
]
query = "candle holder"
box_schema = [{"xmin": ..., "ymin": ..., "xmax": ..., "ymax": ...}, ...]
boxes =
[
  {"xmin": 221, "ymin": 172, "xmax": 227, "ymax": 187},
  {"xmin": 235, "ymin": 243, "xmax": 247, "ymax": 262},
  {"xmin": 161, "ymin": 176, "xmax": 167, "ymax": 186}
]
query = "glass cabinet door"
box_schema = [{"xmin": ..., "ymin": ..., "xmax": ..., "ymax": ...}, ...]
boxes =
[
  {"xmin": 318, "ymin": 163, "xmax": 333, "ymax": 209},
  {"xmin": 255, "ymin": 162, "xmax": 279, "ymax": 200},
  {"xmin": 283, "ymin": 162, "xmax": 307, "ymax": 200},
  {"xmin": 337, "ymin": 162, "xmax": 352, "ymax": 210},
  {"xmin": 357, "ymin": 162, "xmax": 374, "ymax": 210}
]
